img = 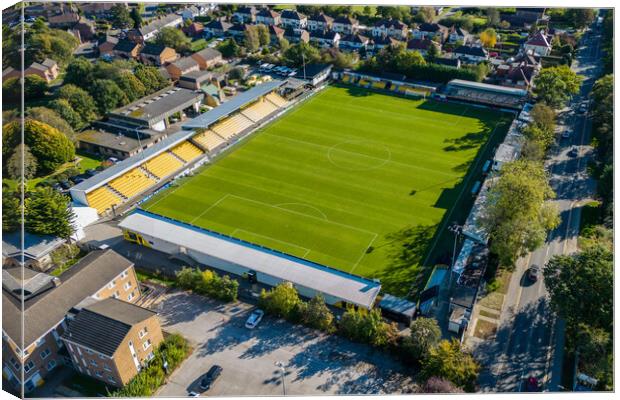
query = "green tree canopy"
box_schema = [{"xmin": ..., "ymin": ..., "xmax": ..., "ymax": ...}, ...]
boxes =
[
  {"xmin": 481, "ymin": 160, "xmax": 560, "ymax": 266},
  {"xmin": 49, "ymin": 98, "xmax": 85, "ymax": 130},
  {"xmin": 134, "ymin": 64, "xmax": 169, "ymax": 93},
  {"xmin": 111, "ymin": 4, "xmax": 134, "ymax": 29},
  {"xmin": 6, "ymin": 144, "xmax": 38, "ymax": 180},
  {"xmin": 217, "ymin": 38, "xmax": 243, "ymax": 58},
  {"xmin": 27, "ymin": 107, "xmax": 75, "ymax": 142},
  {"xmin": 405, "ymin": 317, "xmax": 442, "ymax": 362},
  {"xmin": 2, "ymin": 187, "xmax": 21, "ymax": 233},
  {"xmin": 24, "ymin": 186, "xmax": 75, "ymax": 238},
  {"xmin": 533, "ymin": 66, "xmax": 582, "ymax": 108},
  {"xmin": 115, "ymin": 71, "xmax": 148, "ymax": 102},
  {"xmin": 259, "ymin": 282, "xmax": 301, "ymax": 318},
  {"xmin": 338, "ymin": 307, "xmax": 398, "ymax": 348},
  {"xmin": 283, "ymin": 42, "xmax": 321, "ymax": 67},
  {"xmin": 58, "ymin": 84, "xmax": 99, "ymax": 124},
  {"xmin": 91, "ymin": 79, "xmax": 129, "ymax": 114},
  {"xmin": 64, "ymin": 56, "xmax": 95, "ymax": 87},
  {"xmin": 421, "ymin": 339, "xmax": 479, "ymax": 392},
  {"xmin": 155, "ymin": 27, "xmax": 191, "ymax": 53}
]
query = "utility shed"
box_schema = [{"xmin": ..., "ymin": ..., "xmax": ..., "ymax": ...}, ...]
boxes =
[{"xmin": 378, "ymin": 294, "xmax": 417, "ymax": 324}]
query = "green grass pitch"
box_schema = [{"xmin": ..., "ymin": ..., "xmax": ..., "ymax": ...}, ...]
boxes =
[{"xmin": 143, "ymin": 85, "xmax": 512, "ymax": 295}]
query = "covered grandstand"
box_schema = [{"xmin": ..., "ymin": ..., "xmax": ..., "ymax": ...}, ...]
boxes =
[
  {"xmin": 70, "ymin": 80, "xmax": 290, "ymax": 216},
  {"xmin": 119, "ymin": 209, "xmax": 382, "ymax": 309},
  {"xmin": 443, "ymin": 79, "xmax": 528, "ymax": 110},
  {"xmin": 339, "ymin": 71, "xmax": 438, "ymax": 97}
]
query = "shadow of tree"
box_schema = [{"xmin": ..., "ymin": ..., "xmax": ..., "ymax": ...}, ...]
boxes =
[{"xmin": 443, "ymin": 130, "xmax": 491, "ymax": 152}]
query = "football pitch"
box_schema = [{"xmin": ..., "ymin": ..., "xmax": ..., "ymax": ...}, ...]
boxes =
[{"xmin": 143, "ymin": 85, "xmax": 512, "ymax": 295}]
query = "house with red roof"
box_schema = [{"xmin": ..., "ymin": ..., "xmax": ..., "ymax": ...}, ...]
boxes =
[{"xmin": 523, "ymin": 31, "xmax": 552, "ymax": 56}]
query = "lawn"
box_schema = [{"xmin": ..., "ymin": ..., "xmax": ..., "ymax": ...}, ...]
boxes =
[{"xmin": 143, "ymin": 85, "xmax": 511, "ymax": 295}]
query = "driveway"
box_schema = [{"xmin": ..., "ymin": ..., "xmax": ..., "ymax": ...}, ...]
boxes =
[{"xmin": 153, "ymin": 291, "xmax": 416, "ymax": 396}]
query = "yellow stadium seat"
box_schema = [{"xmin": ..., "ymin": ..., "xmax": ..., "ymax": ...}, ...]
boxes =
[
  {"xmin": 241, "ymin": 99, "xmax": 279, "ymax": 122},
  {"xmin": 211, "ymin": 113, "xmax": 254, "ymax": 140},
  {"xmin": 109, "ymin": 168, "xmax": 157, "ymax": 199},
  {"xmin": 372, "ymin": 81, "xmax": 386, "ymax": 90},
  {"xmin": 265, "ymin": 93, "xmax": 288, "ymax": 108},
  {"xmin": 86, "ymin": 186, "xmax": 122, "ymax": 214},
  {"xmin": 192, "ymin": 130, "xmax": 226, "ymax": 151},
  {"xmin": 171, "ymin": 141, "xmax": 203, "ymax": 163},
  {"xmin": 342, "ymin": 75, "xmax": 351, "ymax": 83},
  {"xmin": 143, "ymin": 152, "xmax": 184, "ymax": 179}
]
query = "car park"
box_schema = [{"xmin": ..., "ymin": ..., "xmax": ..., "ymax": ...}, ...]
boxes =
[
  {"xmin": 199, "ymin": 365, "xmax": 223, "ymax": 391},
  {"xmin": 245, "ymin": 309, "xmax": 264, "ymax": 329}
]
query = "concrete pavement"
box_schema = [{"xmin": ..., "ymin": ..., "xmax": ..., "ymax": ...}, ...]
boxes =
[{"xmin": 475, "ymin": 25, "xmax": 602, "ymax": 392}]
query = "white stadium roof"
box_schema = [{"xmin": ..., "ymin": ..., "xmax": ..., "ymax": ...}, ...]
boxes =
[{"xmin": 119, "ymin": 210, "xmax": 381, "ymax": 309}]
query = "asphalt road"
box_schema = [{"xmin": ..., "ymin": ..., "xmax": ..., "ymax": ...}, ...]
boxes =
[{"xmin": 477, "ymin": 24, "xmax": 603, "ymax": 392}]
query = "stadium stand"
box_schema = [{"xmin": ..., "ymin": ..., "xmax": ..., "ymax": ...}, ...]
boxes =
[
  {"xmin": 171, "ymin": 141, "xmax": 203, "ymax": 163},
  {"xmin": 109, "ymin": 168, "xmax": 157, "ymax": 199},
  {"xmin": 192, "ymin": 130, "xmax": 226, "ymax": 151},
  {"xmin": 266, "ymin": 93, "xmax": 288, "ymax": 108},
  {"xmin": 444, "ymin": 79, "xmax": 528, "ymax": 110},
  {"xmin": 371, "ymin": 81, "xmax": 386, "ymax": 90},
  {"xmin": 241, "ymin": 99, "xmax": 280, "ymax": 122},
  {"xmin": 143, "ymin": 152, "xmax": 184, "ymax": 179},
  {"xmin": 342, "ymin": 75, "xmax": 351, "ymax": 83},
  {"xmin": 358, "ymin": 79, "xmax": 370, "ymax": 86},
  {"xmin": 86, "ymin": 186, "xmax": 123, "ymax": 214},
  {"xmin": 211, "ymin": 113, "xmax": 254, "ymax": 140}
]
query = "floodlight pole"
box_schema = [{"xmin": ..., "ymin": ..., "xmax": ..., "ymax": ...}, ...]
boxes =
[
  {"xmin": 448, "ymin": 223, "xmax": 462, "ymax": 289},
  {"xmin": 275, "ymin": 361, "xmax": 286, "ymax": 396}
]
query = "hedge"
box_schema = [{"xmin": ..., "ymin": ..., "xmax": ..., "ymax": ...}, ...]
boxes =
[
  {"xmin": 110, "ymin": 334, "xmax": 190, "ymax": 397},
  {"xmin": 176, "ymin": 267, "xmax": 239, "ymax": 302}
]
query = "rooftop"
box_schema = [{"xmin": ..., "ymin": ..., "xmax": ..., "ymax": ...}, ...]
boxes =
[
  {"xmin": 2, "ymin": 231, "xmax": 65, "ymax": 260},
  {"xmin": 139, "ymin": 13, "xmax": 182, "ymax": 36},
  {"xmin": 119, "ymin": 210, "xmax": 381, "ymax": 309},
  {"xmin": 447, "ymin": 79, "xmax": 528, "ymax": 97}
]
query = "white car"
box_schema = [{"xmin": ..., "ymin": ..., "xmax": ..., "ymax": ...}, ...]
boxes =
[{"xmin": 245, "ymin": 309, "xmax": 264, "ymax": 329}]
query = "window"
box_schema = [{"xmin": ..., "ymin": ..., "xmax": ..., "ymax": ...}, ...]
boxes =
[
  {"xmin": 9, "ymin": 358, "xmax": 20, "ymax": 370},
  {"xmin": 127, "ymin": 292, "xmax": 134, "ymax": 301},
  {"xmin": 47, "ymin": 360, "xmax": 57, "ymax": 371},
  {"xmin": 124, "ymin": 281, "xmax": 132, "ymax": 290},
  {"xmin": 108, "ymin": 280, "xmax": 116, "ymax": 289},
  {"xmin": 113, "ymin": 291, "xmax": 120, "ymax": 299},
  {"xmin": 40, "ymin": 348, "xmax": 51, "ymax": 359},
  {"xmin": 95, "ymin": 371, "xmax": 102, "ymax": 377},
  {"xmin": 24, "ymin": 360, "xmax": 35, "ymax": 373},
  {"xmin": 90, "ymin": 360, "xmax": 98, "ymax": 367},
  {"xmin": 146, "ymin": 352, "xmax": 155, "ymax": 361},
  {"xmin": 142, "ymin": 339, "xmax": 152, "ymax": 350},
  {"xmin": 138, "ymin": 327, "xmax": 148, "ymax": 339},
  {"xmin": 108, "ymin": 377, "xmax": 116, "ymax": 384},
  {"xmin": 86, "ymin": 349, "xmax": 93, "ymax": 355},
  {"xmin": 103, "ymin": 364, "xmax": 111, "ymax": 372},
  {"xmin": 120, "ymin": 271, "xmax": 128, "ymax": 279}
]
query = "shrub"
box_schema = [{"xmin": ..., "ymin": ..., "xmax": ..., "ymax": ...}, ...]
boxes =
[
  {"xmin": 175, "ymin": 266, "xmax": 238, "ymax": 302},
  {"xmin": 339, "ymin": 307, "xmax": 399, "ymax": 348},
  {"xmin": 421, "ymin": 339, "xmax": 479, "ymax": 392},
  {"xmin": 259, "ymin": 282, "xmax": 301, "ymax": 318}
]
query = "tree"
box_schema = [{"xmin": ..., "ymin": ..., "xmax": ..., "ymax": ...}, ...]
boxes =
[
  {"xmin": 278, "ymin": 37, "xmax": 290, "ymax": 52},
  {"xmin": 155, "ymin": 27, "xmax": 191, "ymax": 53},
  {"xmin": 3, "ymin": 120, "xmax": 75, "ymax": 175},
  {"xmin": 2, "ymin": 187, "xmax": 21, "ymax": 233},
  {"xmin": 115, "ymin": 72, "xmax": 147, "ymax": 102},
  {"xmin": 256, "ymin": 24, "xmax": 270, "ymax": 47},
  {"xmin": 176, "ymin": 267, "xmax": 202, "ymax": 289},
  {"xmin": 481, "ymin": 160, "xmax": 560, "ymax": 266},
  {"xmin": 282, "ymin": 42, "xmax": 321, "ymax": 67},
  {"xmin": 49, "ymin": 99, "xmax": 85, "ymax": 130},
  {"xmin": 533, "ymin": 66, "xmax": 582, "ymax": 108},
  {"xmin": 574, "ymin": 323, "xmax": 612, "ymax": 388},
  {"xmin": 530, "ymin": 103, "xmax": 556, "ymax": 134},
  {"xmin": 419, "ymin": 377, "xmax": 464, "ymax": 393},
  {"xmin": 111, "ymin": 4, "xmax": 133, "ymax": 29},
  {"xmin": 228, "ymin": 67, "xmax": 245, "ymax": 81},
  {"xmin": 544, "ymin": 245, "xmax": 612, "ymax": 332},
  {"xmin": 90, "ymin": 79, "xmax": 129, "ymax": 114},
  {"xmin": 130, "ymin": 6, "xmax": 143, "ymax": 28},
  {"xmin": 243, "ymin": 25, "xmax": 260, "ymax": 52},
  {"xmin": 6, "ymin": 144, "xmax": 38, "ymax": 180},
  {"xmin": 486, "ymin": 8, "xmax": 500, "ymax": 27},
  {"xmin": 522, "ymin": 125, "xmax": 555, "ymax": 152},
  {"xmin": 426, "ymin": 42, "xmax": 440, "ymax": 62},
  {"xmin": 24, "ymin": 75, "xmax": 48, "ymax": 99},
  {"xmin": 24, "ymin": 186, "xmax": 75, "ymax": 238},
  {"xmin": 339, "ymin": 307, "xmax": 398, "ymax": 348},
  {"xmin": 479, "ymin": 28, "xmax": 497, "ymax": 48},
  {"xmin": 64, "ymin": 57, "xmax": 94, "ymax": 88},
  {"xmin": 27, "ymin": 107, "xmax": 75, "ymax": 142},
  {"xmin": 58, "ymin": 84, "xmax": 99, "ymax": 124},
  {"xmin": 2, "ymin": 77, "xmax": 20, "ymax": 103},
  {"xmin": 217, "ymin": 38, "xmax": 242, "ymax": 58},
  {"xmin": 405, "ymin": 317, "xmax": 441, "ymax": 362},
  {"xmin": 421, "ymin": 339, "xmax": 479, "ymax": 392},
  {"xmin": 565, "ymin": 8, "xmax": 596, "ymax": 29},
  {"xmin": 417, "ymin": 6, "xmax": 436, "ymax": 23},
  {"xmin": 520, "ymin": 139, "xmax": 545, "ymax": 162},
  {"xmin": 298, "ymin": 295, "xmax": 335, "ymax": 332},
  {"xmin": 259, "ymin": 282, "xmax": 301, "ymax": 318},
  {"xmin": 134, "ymin": 64, "xmax": 169, "ymax": 93}
]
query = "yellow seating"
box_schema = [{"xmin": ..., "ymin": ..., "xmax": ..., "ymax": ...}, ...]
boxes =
[
  {"xmin": 265, "ymin": 93, "xmax": 288, "ymax": 108},
  {"xmin": 371, "ymin": 81, "xmax": 386, "ymax": 90},
  {"xmin": 171, "ymin": 141, "xmax": 203, "ymax": 163},
  {"xmin": 109, "ymin": 168, "xmax": 157, "ymax": 199},
  {"xmin": 193, "ymin": 130, "xmax": 226, "ymax": 151},
  {"xmin": 211, "ymin": 113, "xmax": 254, "ymax": 140},
  {"xmin": 143, "ymin": 152, "xmax": 183, "ymax": 179},
  {"xmin": 358, "ymin": 79, "xmax": 370, "ymax": 86},
  {"xmin": 241, "ymin": 99, "xmax": 279, "ymax": 122},
  {"xmin": 86, "ymin": 186, "xmax": 122, "ymax": 214},
  {"xmin": 342, "ymin": 75, "xmax": 350, "ymax": 82}
]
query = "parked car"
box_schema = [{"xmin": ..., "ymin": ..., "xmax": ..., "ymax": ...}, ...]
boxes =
[
  {"xmin": 199, "ymin": 365, "xmax": 223, "ymax": 391},
  {"xmin": 578, "ymin": 102, "xmax": 589, "ymax": 114},
  {"xmin": 561, "ymin": 130, "xmax": 571, "ymax": 138},
  {"xmin": 107, "ymin": 157, "xmax": 119, "ymax": 164},
  {"xmin": 59, "ymin": 180, "xmax": 72, "ymax": 190},
  {"xmin": 568, "ymin": 146, "xmax": 579, "ymax": 157},
  {"xmin": 245, "ymin": 309, "xmax": 264, "ymax": 329},
  {"xmin": 85, "ymin": 169, "xmax": 98, "ymax": 177},
  {"xmin": 527, "ymin": 265, "xmax": 541, "ymax": 282},
  {"xmin": 188, "ymin": 391, "xmax": 200, "ymax": 397}
]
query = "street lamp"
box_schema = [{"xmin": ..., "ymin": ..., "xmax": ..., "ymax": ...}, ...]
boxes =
[
  {"xmin": 447, "ymin": 223, "xmax": 463, "ymax": 288},
  {"xmin": 275, "ymin": 361, "xmax": 286, "ymax": 396}
]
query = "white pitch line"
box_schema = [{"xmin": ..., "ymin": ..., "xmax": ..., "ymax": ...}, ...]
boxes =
[
  {"xmin": 189, "ymin": 194, "xmax": 230, "ymax": 224},
  {"xmin": 348, "ymin": 233, "xmax": 379, "ymax": 275},
  {"xmin": 231, "ymin": 228, "xmax": 311, "ymax": 257}
]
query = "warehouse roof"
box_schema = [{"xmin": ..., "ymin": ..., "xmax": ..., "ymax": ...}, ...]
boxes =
[
  {"xmin": 182, "ymin": 80, "xmax": 285, "ymax": 129},
  {"xmin": 119, "ymin": 210, "xmax": 381, "ymax": 309}
]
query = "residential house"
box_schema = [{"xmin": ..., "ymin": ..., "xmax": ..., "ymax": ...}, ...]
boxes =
[
  {"xmin": 8, "ymin": 59, "xmax": 62, "ymax": 83},
  {"xmin": 78, "ymin": 3, "xmax": 114, "ymax": 18},
  {"xmin": 269, "ymin": 25, "xmax": 286, "ymax": 44},
  {"xmin": 191, "ymin": 48, "xmax": 223, "ymax": 70},
  {"xmin": 339, "ymin": 34, "xmax": 370, "ymax": 51},
  {"xmin": 412, "ymin": 23, "xmax": 449, "ymax": 43},
  {"xmin": 2, "ymin": 231, "xmax": 65, "ymax": 272},
  {"xmin": 139, "ymin": 43, "xmax": 178, "ymax": 66},
  {"xmin": 284, "ymin": 28, "xmax": 310, "ymax": 44},
  {"xmin": 434, "ymin": 57, "xmax": 461, "ymax": 68},
  {"xmin": 307, "ymin": 13, "xmax": 333, "ymax": 32},
  {"xmin": 452, "ymin": 45, "xmax": 489, "ymax": 63},
  {"xmin": 178, "ymin": 70, "xmax": 213, "ymax": 90},
  {"xmin": 371, "ymin": 36, "xmax": 403, "ymax": 51},
  {"xmin": 448, "ymin": 26, "xmax": 471, "ymax": 44},
  {"xmin": 233, "ymin": 6, "xmax": 257, "ymax": 23},
  {"xmin": 166, "ymin": 57, "xmax": 200, "ymax": 80},
  {"xmin": 332, "ymin": 16, "xmax": 359, "ymax": 35},
  {"xmin": 48, "ymin": 12, "xmax": 80, "ymax": 28},
  {"xmin": 228, "ymin": 23, "xmax": 251, "ymax": 40},
  {"xmin": 523, "ymin": 31, "xmax": 552, "ymax": 56},
  {"xmin": 501, "ymin": 7, "xmax": 546, "ymax": 28},
  {"xmin": 113, "ymin": 39, "xmax": 142, "ymax": 59},
  {"xmin": 72, "ymin": 17, "xmax": 96, "ymax": 42},
  {"xmin": 179, "ymin": 5, "xmax": 207, "ymax": 21},
  {"xmin": 372, "ymin": 19, "xmax": 408, "ymax": 40},
  {"xmin": 407, "ymin": 38, "xmax": 441, "ymax": 56},
  {"xmin": 310, "ymin": 30, "xmax": 340, "ymax": 48},
  {"xmin": 98, "ymin": 35, "xmax": 119, "ymax": 57},
  {"xmin": 280, "ymin": 10, "xmax": 307, "ymax": 29},
  {"xmin": 1, "ymin": 250, "xmax": 140, "ymax": 394},
  {"xmin": 256, "ymin": 8, "xmax": 281, "ymax": 26},
  {"xmin": 62, "ymin": 298, "xmax": 164, "ymax": 387},
  {"xmin": 184, "ymin": 22, "xmax": 204, "ymax": 37},
  {"xmin": 204, "ymin": 19, "xmax": 232, "ymax": 38},
  {"xmin": 129, "ymin": 13, "xmax": 183, "ymax": 43}
]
